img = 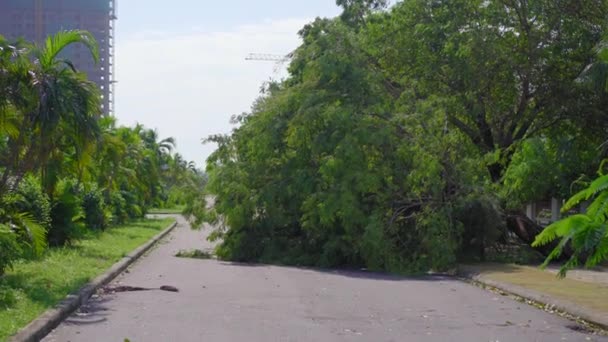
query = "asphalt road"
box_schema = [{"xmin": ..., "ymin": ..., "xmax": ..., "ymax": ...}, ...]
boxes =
[{"xmin": 43, "ymin": 215, "xmax": 606, "ymax": 342}]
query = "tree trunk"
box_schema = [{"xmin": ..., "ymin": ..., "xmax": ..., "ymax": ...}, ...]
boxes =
[{"xmin": 505, "ymin": 211, "xmax": 565, "ymax": 257}]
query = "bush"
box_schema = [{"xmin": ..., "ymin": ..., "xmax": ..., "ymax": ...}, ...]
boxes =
[
  {"xmin": 455, "ymin": 196, "xmax": 505, "ymax": 262},
  {"xmin": 48, "ymin": 179, "xmax": 84, "ymax": 246},
  {"xmin": 0, "ymin": 284, "xmax": 17, "ymax": 308},
  {"xmin": 82, "ymin": 185, "xmax": 108, "ymax": 230},
  {"xmin": 14, "ymin": 177, "xmax": 52, "ymax": 230},
  {"xmin": 109, "ymin": 192, "xmax": 128, "ymax": 225},
  {"xmin": 0, "ymin": 176, "xmax": 51, "ymax": 231},
  {"xmin": 122, "ymin": 190, "xmax": 144, "ymax": 219},
  {"xmin": 0, "ymin": 225, "xmax": 22, "ymax": 276},
  {"xmin": 0, "ymin": 178, "xmax": 49, "ymax": 259}
]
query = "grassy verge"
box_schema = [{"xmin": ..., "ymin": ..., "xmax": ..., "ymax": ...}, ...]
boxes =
[
  {"xmin": 0, "ymin": 218, "xmax": 175, "ymax": 341},
  {"xmin": 468, "ymin": 264, "xmax": 608, "ymax": 314},
  {"xmin": 148, "ymin": 206, "xmax": 185, "ymax": 214}
]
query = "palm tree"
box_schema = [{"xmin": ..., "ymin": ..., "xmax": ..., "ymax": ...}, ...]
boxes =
[
  {"xmin": 0, "ymin": 30, "xmax": 102, "ymax": 194},
  {"xmin": 0, "ymin": 36, "xmax": 28, "ymax": 139},
  {"xmin": 187, "ymin": 161, "xmax": 197, "ymax": 172},
  {"xmin": 159, "ymin": 137, "xmax": 176, "ymax": 155}
]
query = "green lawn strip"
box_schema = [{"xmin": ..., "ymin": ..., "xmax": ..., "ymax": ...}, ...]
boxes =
[
  {"xmin": 474, "ymin": 264, "xmax": 608, "ymax": 314},
  {"xmin": 0, "ymin": 218, "xmax": 175, "ymax": 341},
  {"xmin": 148, "ymin": 206, "xmax": 185, "ymax": 214}
]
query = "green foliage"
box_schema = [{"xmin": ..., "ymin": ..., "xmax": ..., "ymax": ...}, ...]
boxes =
[
  {"xmin": 109, "ymin": 192, "xmax": 129, "ymax": 225},
  {"xmin": 502, "ymin": 136, "xmax": 602, "ymax": 209},
  {"xmin": 0, "ymin": 284, "xmax": 17, "ymax": 309},
  {"xmin": 121, "ymin": 190, "xmax": 144, "ymax": 220},
  {"xmin": 533, "ymin": 165, "xmax": 608, "ymax": 276},
  {"xmin": 365, "ymin": 0, "xmax": 607, "ymax": 182},
  {"xmin": 0, "ymin": 29, "xmax": 198, "ymax": 292},
  {"xmin": 9, "ymin": 213, "xmax": 47, "ymax": 258},
  {"xmin": 0, "ymin": 218, "xmax": 174, "ymax": 340},
  {"xmin": 0, "ymin": 30, "xmax": 102, "ymax": 196},
  {"xmin": 0, "ymin": 204, "xmax": 48, "ymax": 260},
  {"xmin": 195, "ymin": 16, "xmax": 470, "ymax": 272},
  {"xmin": 0, "ymin": 225, "xmax": 22, "ymax": 276},
  {"xmin": 1, "ymin": 176, "xmax": 52, "ymax": 232},
  {"xmin": 455, "ymin": 196, "xmax": 505, "ymax": 261},
  {"xmin": 81, "ymin": 185, "xmax": 108, "ymax": 230},
  {"xmin": 48, "ymin": 179, "xmax": 84, "ymax": 246},
  {"xmin": 192, "ymin": 0, "xmax": 608, "ymax": 274},
  {"xmin": 336, "ymin": 0, "xmax": 388, "ymax": 27}
]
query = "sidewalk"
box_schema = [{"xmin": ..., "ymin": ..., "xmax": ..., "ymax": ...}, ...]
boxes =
[
  {"xmin": 459, "ymin": 263, "xmax": 608, "ymax": 329},
  {"xmin": 545, "ymin": 265, "xmax": 608, "ymax": 286}
]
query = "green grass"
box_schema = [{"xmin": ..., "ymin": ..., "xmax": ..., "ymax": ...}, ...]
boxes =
[
  {"xmin": 470, "ymin": 264, "xmax": 608, "ymax": 314},
  {"xmin": 0, "ymin": 218, "xmax": 175, "ymax": 341},
  {"xmin": 148, "ymin": 205, "xmax": 185, "ymax": 214}
]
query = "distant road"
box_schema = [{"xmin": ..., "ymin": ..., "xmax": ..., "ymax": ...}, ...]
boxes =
[{"xmin": 43, "ymin": 215, "xmax": 606, "ymax": 342}]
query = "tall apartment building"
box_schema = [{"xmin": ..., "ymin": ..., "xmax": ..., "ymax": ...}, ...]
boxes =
[{"xmin": 0, "ymin": 0, "xmax": 117, "ymax": 115}]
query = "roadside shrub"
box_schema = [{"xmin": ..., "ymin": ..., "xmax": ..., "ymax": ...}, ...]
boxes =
[
  {"xmin": 0, "ymin": 284, "xmax": 17, "ymax": 308},
  {"xmin": 0, "ymin": 176, "xmax": 51, "ymax": 230},
  {"xmin": 122, "ymin": 191, "xmax": 143, "ymax": 219},
  {"xmin": 82, "ymin": 185, "xmax": 108, "ymax": 230},
  {"xmin": 109, "ymin": 192, "xmax": 128, "ymax": 225},
  {"xmin": 0, "ymin": 224, "xmax": 22, "ymax": 276},
  {"xmin": 14, "ymin": 177, "xmax": 52, "ymax": 230},
  {"xmin": 0, "ymin": 185, "xmax": 48, "ymax": 260},
  {"xmin": 167, "ymin": 187, "xmax": 187, "ymax": 208},
  {"xmin": 49, "ymin": 179, "xmax": 84, "ymax": 246}
]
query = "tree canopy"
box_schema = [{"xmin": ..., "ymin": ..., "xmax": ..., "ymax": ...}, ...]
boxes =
[{"xmin": 193, "ymin": 0, "xmax": 608, "ymax": 273}]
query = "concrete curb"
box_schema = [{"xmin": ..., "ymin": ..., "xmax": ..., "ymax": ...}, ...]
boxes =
[
  {"xmin": 458, "ymin": 268, "xmax": 608, "ymax": 330},
  {"xmin": 10, "ymin": 220, "xmax": 179, "ymax": 342}
]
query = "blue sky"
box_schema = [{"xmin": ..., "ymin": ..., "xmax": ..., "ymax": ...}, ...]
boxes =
[{"xmin": 114, "ymin": 1, "xmax": 343, "ymax": 167}]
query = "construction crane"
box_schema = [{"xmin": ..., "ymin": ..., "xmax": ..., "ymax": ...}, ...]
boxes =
[
  {"xmin": 245, "ymin": 53, "xmax": 290, "ymax": 62},
  {"xmin": 246, "ymin": 53, "xmax": 293, "ymax": 76}
]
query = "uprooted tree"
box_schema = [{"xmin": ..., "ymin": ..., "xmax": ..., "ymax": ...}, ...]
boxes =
[{"xmin": 189, "ymin": 0, "xmax": 608, "ymax": 273}]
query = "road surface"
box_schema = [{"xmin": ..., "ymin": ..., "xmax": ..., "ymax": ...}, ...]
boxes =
[{"xmin": 43, "ymin": 215, "xmax": 606, "ymax": 342}]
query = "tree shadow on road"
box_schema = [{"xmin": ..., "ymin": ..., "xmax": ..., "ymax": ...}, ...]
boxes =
[{"xmin": 62, "ymin": 295, "xmax": 115, "ymax": 326}]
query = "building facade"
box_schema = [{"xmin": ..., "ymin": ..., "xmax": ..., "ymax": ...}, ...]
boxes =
[{"xmin": 0, "ymin": 0, "xmax": 117, "ymax": 115}]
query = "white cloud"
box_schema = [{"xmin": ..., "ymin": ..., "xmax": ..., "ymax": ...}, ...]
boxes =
[{"xmin": 115, "ymin": 18, "xmax": 311, "ymax": 168}]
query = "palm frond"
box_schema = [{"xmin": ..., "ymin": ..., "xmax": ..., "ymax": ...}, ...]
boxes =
[
  {"xmin": 532, "ymin": 214, "xmax": 591, "ymax": 247},
  {"xmin": 0, "ymin": 106, "xmax": 20, "ymax": 138},
  {"xmin": 563, "ymin": 188, "xmax": 591, "ymax": 211},
  {"xmin": 563, "ymin": 175, "xmax": 608, "ymax": 211},
  {"xmin": 586, "ymin": 190, "xmax": 608, "ymax": 222},
  {"xmin": 541, "ymin": 233, "xmax": 571, "ymax": 268},
  {"xmin": 10, "ymin": 212, "xmax": 47, "ymax": 256},
  {"xmin": 39, "ymin": 30, "xmax": 99, "ymax": 69},
  {"xmin": 571, "ymin": 222, "xmax": 606, "ymax": 254},
  {"xmin": 536, "ymin": 164, "xmax": 608, "ymax": 275},
  {"xmin": 587, "ymin": 174, "xmax": 608, "ymax": 196},
  {"xmin": 587, "ymin": 230, "xmax": 608, "ymax": 267}
]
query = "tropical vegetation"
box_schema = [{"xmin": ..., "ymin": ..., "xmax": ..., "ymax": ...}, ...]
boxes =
[{"xmin": 0, "ymin": 31, "xmax": 204, "ymax": 276}]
